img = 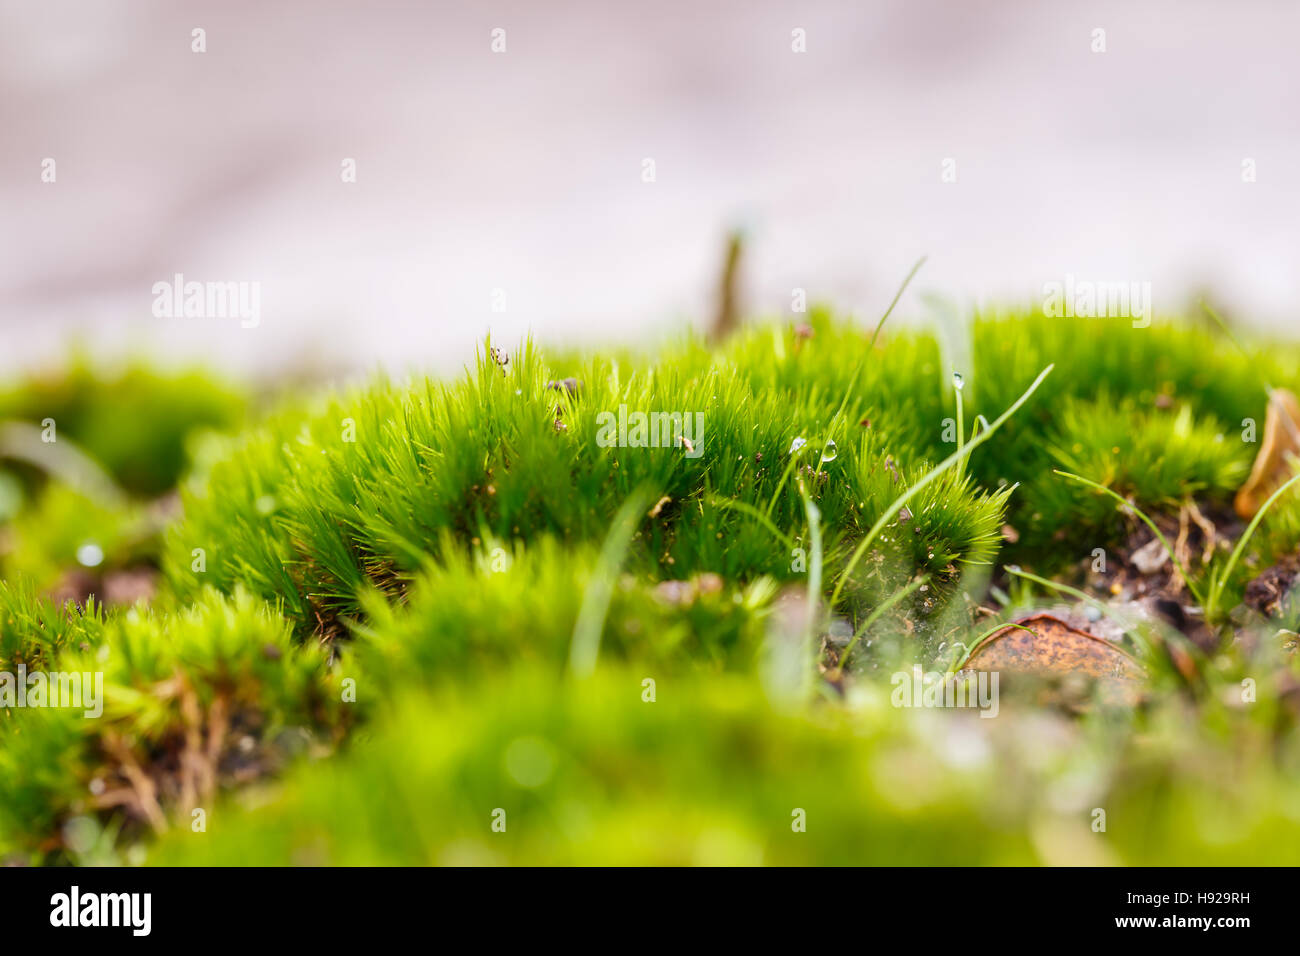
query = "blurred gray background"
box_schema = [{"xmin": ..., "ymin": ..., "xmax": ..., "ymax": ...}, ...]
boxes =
[{"xmin": 2, "ymin": 0, "xmax": 1297, "ymax": 379}]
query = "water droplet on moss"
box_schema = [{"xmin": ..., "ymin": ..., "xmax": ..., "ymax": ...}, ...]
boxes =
[{"xmin": 76, "ymin": 543, "xmax": 104, "ymax": 567}]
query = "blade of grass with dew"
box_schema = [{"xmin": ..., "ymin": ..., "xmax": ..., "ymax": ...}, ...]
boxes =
[
  {"xmin": 824, "ymin": 256, "xmax": 928, "ymax": 435},
  {"xmin": 828, "ymin": 364, "xmax": 1054, "ymax": 612},
  {"xmin": 870, "ymin": 256, "xmax": 927, "ymax": 352}
]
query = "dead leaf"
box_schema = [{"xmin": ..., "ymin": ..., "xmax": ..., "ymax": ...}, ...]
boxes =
[
  {"xmin": 1235, "ymin": 388, "xmax": 1300, "ymax": 519},
  {"xmin": 966, "ymin": 613, "xmax": 1144, "ymax": 681}
]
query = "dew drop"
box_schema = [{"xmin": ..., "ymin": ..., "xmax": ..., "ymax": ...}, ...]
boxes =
[
  {"xmin": 76, "ymin": 543, "xmax": 104, "ymax": 568},
  {"xmin": 952, "ymin": 371, "xmax": 965, "ymax": 390},
  {"xmin": 788, "ymin": 437, "xmax": 807, "ymax": 455},
  {"xmin": 820, "ymin": 439, "xmax": 838, "ymax": 463}
]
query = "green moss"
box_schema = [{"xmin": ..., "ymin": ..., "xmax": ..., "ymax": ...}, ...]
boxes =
[
  {"xmin": 4, "ymin": 308, "xmax": 1300, "ymax": 865},
  {"xmin": 162, "ymin": 320, "xmax": 1017, "ymax": 639},
  {"xmin": 0, "ymin": 357, "xmax": 247, "ymax": 497},
  {"xmin": 1, "ymin": 485, "xmax": 154, "ymax": 592},
  {"xmin": 0, "ymin": 587, "xmax": 348, "ymax": 862},
  {"xmin": 148, "ymin": 662, "xmax": 1300, "ymax": 866},
  {"xmin": 0, "ymin": 579, "xmax": 103, "ymax": 671},
  {"xmin": 350, "ymin": 535, "xmax": 777, "ymax": 693}
]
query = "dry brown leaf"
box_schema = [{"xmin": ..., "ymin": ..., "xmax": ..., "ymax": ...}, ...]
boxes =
[
  {"xmin": 966, "ymin": 613, "xmax": 1144, "ymax": 680},
  {"xmin": 1235, "ymin": 388, "xmax": 1300, "ymax": 519}
]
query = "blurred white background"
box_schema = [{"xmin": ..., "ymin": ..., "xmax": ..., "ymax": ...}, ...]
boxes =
[{"xmin": 2, "ymin": 0, "xmax": 1297, "ymax": 379}]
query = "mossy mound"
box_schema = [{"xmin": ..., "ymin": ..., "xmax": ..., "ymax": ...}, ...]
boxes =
[{"xmin": 2, "ymin": 308, "xmax": 1299, "ymax": 864}]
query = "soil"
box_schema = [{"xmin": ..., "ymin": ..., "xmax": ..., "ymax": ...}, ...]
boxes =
[{"xmin": 1243, "ymin": 548, "xmax": 1300, "ymax": 619}]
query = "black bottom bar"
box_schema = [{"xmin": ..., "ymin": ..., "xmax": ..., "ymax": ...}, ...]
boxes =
[{"xmin": 0, "ymin": 865, "xmax": 1279, "ymax": 941}]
